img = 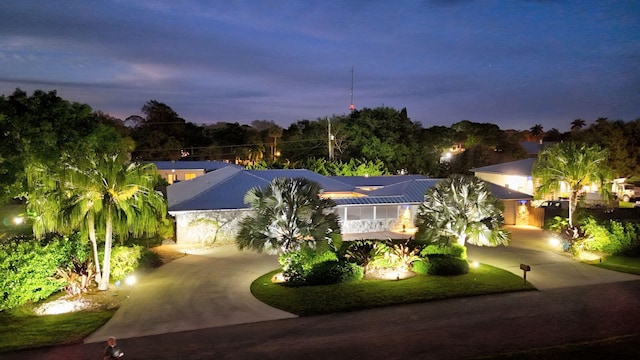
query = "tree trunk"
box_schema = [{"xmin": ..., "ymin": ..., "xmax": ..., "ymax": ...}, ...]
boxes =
[
  {"xmin": 88, "ymin": 214, "xmax": 102, "ymax": 285},
  {"xmin": 98, "ymin": 216, "xmax": 113, "ymax": 291}
]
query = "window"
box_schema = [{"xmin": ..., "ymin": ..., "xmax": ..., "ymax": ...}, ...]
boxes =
[
  {"xmin": 346, "ymin": 206, "xmax": 374, "ymax": 220},
  {"xmin": 184, "ymin": 173, "xmax": 197, "ymax": 181}
]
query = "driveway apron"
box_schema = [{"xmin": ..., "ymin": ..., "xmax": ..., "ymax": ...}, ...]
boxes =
[
  {"xmin": 467, "ymin": 225, "xmax": 640, "ymax": 290},
  {"xmin": 84, "ymin": 245, "xmax": 296, "ymax": 343}
]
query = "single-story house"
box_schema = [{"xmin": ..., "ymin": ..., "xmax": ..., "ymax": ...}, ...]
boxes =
[
  {"xmin": 471, "ymin": 158, "xmax": 536, "ymax": 195},
  {"xmin": 167, "ymin": 168, "xmax": 533, "ymax": 244},
  {"xmin": 152, "ymin": 160, "xmax": 243, "ymax": 184}
]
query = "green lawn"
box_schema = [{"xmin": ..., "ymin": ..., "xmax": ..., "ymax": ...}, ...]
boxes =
[
  {"xmin": 0, "ymin": 306, "xmax": 115, "ymax": 353},
  {"xmin": 590, "ymin": 255, "xmax": 640, "ymax": 275},
  {"xmin": 251, "ymin": 263, "xmax": 535, "ymax": 316}
]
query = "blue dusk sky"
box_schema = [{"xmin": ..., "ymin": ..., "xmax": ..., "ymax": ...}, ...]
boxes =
[{"xmin": 1, "ymin": 0, "xmax": 638, "ymax": 132}]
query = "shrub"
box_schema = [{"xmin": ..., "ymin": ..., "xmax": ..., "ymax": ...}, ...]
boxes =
[
  {"xmin": 278, "ymin": 249, "xmax": 362, "ymax": 286},
  {"xmin": 411, "ymin": 259, "xmax": 429, "ymax": 275},
  {"xmin": 579, "ymin": 217, "xmax": 640, "ymax": 256},
  {"xmin": 305, "ymin": 260, "xmax": 363, "ymax": 285},
  {"xmin": 427, "ymin": 255, "xmax": 469, "ymax": 276},
  {"xmin": 0, "ymin": 234, "xmax": 88, "ymax": 311},
  {"xmin": 105, "ymin": 245, "xmax": 163, "ymax": 282},
  {"xmin": 421, "ymin": 243, "xmax": 467, "ymax": 260}
]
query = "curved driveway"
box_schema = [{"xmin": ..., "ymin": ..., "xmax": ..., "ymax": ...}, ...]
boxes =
[
  {"xmin": 467, "ymin": 225, "xmax": 639, "ymax": 289},
  {"xmin": 84, "ymin": 246, "xmax": 296, "ymax": 343},
  {"xmin": 85, "ymin": 225, "xmax": 638, "ymax": 343}
]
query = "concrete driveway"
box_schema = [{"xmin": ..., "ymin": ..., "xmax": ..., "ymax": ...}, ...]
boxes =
[
  {"xmin": 84, "ymin": 245, "xmax": 296, "ymax": 343},
  {"xmin": 467, "ymin": 225, "xmax": 639, "ymax": 290}
]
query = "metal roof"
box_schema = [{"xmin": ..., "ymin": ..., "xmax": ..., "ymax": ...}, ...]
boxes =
[
  {"xmin": 168, "ymin": 170, "xmax": 532, "ymax": 212},
  {"xmin": 470, "ymin": 158, "xmax": 535, "ymax": 176}
]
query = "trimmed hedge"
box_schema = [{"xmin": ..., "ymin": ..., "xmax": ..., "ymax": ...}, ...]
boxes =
[{"xmin": 427, "ymin": 254, "xmax": 469, "ymax": 276}]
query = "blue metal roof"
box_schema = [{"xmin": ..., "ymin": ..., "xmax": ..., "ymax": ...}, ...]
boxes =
[{"xmin": 168, "ymin": 170, "xmax": 532, "ymax": 212}]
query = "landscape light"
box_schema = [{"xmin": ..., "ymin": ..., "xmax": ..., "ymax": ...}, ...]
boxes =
[
  {"xmin": 13, "ymin": 216, "xmax": 24, "ymax": 225},
  {"xmin": 125, "ymin": 274, "xmax": 137, "ymax": 286}
]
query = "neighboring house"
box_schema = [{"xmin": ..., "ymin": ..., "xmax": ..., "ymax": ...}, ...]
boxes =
[
  {"xmin": 152, "ymin": 160, "xmax": 243, "ymax": 184},
  {"xmin": 167, "ymin": 168, "xmax": 533, "ymax": 244},
  {"xmin": 471, "ymin": 158, "xmax": 536, "ymax": 195}
]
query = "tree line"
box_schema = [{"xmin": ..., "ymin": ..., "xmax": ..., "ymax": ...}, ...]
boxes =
[{"xmin": 3, "ymin": 88, "xmax": 640, "ymax": 205}]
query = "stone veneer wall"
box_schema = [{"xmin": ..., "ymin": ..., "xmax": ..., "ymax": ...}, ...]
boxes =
[{"xmin": 172, "ymin": 209, "xmax": 252, "ymax": 245}]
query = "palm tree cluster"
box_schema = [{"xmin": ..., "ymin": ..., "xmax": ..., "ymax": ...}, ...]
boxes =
[{"xmin": 26, "ymin": 153, "xmax": 167, "ymax": 290}]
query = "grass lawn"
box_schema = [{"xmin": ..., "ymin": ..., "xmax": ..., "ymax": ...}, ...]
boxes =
[
  {"xmin": 0, "ymin": 306, "xmax": 115, "ymax": 353},
  {"xmin": 251, "ymin": 263, "xmax": 535, "ymax": 316},
  {"xmin": 589, "ymin": 255, "xmax": 640, "ymax": 275}
]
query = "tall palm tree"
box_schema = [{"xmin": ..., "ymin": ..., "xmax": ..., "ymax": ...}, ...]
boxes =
[
  {"xmin": 532, "ymin": 142, "xmax": 611, "ymax": 227},
  {"xmin": 415, "ymin": 175, "xmax": 509, "ymax": 247},
  {"xmin": 529, "ymin": 124, "xmax": 544, "ymax": 140},
  {"xmin": 236, "ymin": 177, "xmax": 340, "ymax": 255},
  {"xmin": 65, "ymin": 153, "xmax": 167, "ymax": 290},
  {"xmin": 570, "ymin": 118, "xmax": 586, "ymax": 131}
]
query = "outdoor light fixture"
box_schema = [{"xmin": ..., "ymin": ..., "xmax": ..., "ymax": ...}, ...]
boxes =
[
  {"xmin": 548, "ymin": 236, "xmax": 561, "ymax": 247},
  {"xmin": 13, "ymin": 216, "xmax": 24, "ymax": 225},
  {"xmin": 471, "ymin": 261, "xmax": 479, "ymax": 268},
  {"xmin": 125, "ymin": 274, "xmax": 137, "ymax": 286}
]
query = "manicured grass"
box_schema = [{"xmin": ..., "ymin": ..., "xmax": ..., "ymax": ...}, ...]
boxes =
[
  {"xmin": 251, "ymin": 264, "xmax": 535, "ymax": 316},
  {"xmin": 0, "ymin": 306, "xmax": 115, "ymax": 353},
  {"xmin": 590, "ymin": 255, "xmax": 640, "ymax": 275}
]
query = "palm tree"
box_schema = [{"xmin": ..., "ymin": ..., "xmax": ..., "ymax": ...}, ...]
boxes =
[
  {"xmin": 415, "ymin": 175, "xmax": 509, "ymax": 247},
  {"xmin": 532, "ymin": 142, "xmax": 611, "ymax": 227},
  {"xmin": 65, "ymin": 153, "xmax": 167, "ymax": 290},
  {"xmin": 529, "ymin": 124, "xmax": 544, "ymax": 140},
  {"xmin": 570, "ymin": 118, "xmax": 586, "ymax": 131},
  {"xmin": 236, "ymin": 177, "xmax": 340, "ymax": 255}
]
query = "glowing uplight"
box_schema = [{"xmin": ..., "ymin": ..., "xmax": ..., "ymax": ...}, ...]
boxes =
[
  {"xmin": 471, "ymin": 261, "xmax": 480, "ymax": 268},
  {"xmin": 13, "ymin": 216, "xmax": 24, "ymax": 225},
  {"xmin": 125, "ymin": 274, "xmax": 137, "ymax": 286},
  {"xmin": 549, "ymin": 236, "xmax": 561, "ymax": 247},
  {"xmin": 271, "ymin": 272, "xmax": 286, "ymax": 283}
]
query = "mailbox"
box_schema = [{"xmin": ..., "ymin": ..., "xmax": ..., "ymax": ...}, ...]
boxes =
[{"xmin": 520, "ymin": 264, "xmax": 531, "ymax": 272}]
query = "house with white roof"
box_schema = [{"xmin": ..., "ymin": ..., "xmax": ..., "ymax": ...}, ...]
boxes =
[{"xmin": 166, "ymin": 167, "xmax": 533, "ymax": 244}]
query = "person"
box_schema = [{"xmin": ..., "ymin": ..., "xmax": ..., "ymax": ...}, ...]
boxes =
[{"xmin": 103, "ymin": 336, "xmax": 125, "ymax": 359}]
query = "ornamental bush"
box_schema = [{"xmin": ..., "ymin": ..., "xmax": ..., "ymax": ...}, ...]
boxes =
[
  {"xmin": 279, "ymin": 249, "xmax": 361, "ymax": 286},
  {"xmin": 0, "ymin": 234, "xmax": 89, "ymax": 311},
  {"xmin": 580, "ymin": 217, "xmax": 640, "ymax": 256},
  {"xmin": 427, "ymin": 254, "xmax": 469, "ymax": 276},
  {"xmin": 421, "ymin": 243, "xmax": 467, "ymax": 260}
]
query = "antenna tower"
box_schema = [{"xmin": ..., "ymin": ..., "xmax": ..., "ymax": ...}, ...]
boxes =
[{"xmin": 349, "ymin": 66, "xmax": 355, "ymax": 111}]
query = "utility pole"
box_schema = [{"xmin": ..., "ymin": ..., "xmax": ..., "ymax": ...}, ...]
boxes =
[{"xmin": 328, "ymin": 117, "xmax": 334, "ymax": 160}]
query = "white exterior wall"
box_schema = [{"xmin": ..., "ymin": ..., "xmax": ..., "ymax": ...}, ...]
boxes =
[{"xmin": 475, "ymin": 172, "xmax": 534, "ymax": 195}]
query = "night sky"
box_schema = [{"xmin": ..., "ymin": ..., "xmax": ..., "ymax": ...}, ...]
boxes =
[{"xmin": 1, "ymin": 0, "xmax": 638, "ymax": 132}]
